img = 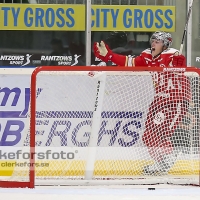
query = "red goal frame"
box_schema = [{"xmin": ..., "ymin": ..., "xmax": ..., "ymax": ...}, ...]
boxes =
[{"xmin": 0, "ymin": 66, "xmax": 199, "ymax": 188}]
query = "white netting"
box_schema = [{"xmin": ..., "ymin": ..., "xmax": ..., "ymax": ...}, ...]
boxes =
[{"xmin": 0, "ymin": 69, "xmax": 199, "ymax": 186}]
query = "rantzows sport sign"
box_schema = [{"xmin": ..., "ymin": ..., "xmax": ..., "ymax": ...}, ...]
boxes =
[
  {"xmin": 0, "ymin": 54, "xmax": 33, "ymax": 66},
  {"xmin": 0, "ymin": 54, "xmax": 82, "ymax": 67}
]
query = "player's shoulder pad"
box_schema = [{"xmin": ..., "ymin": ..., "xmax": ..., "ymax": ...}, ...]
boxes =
[
  {"xmin": 141, "ymin": 48, "xmax": 151, "ymax": 55},
  {"xmin": 162, "ymin": 48, "xmax": 179, "ymax": 55}
]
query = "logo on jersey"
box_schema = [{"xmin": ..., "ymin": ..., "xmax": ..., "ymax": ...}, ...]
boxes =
[
  {"xmin": 160, "ymin": 64, "xmax": 165, "ymax": 67},
  {"xmin": 153, "ymin": 111, "xmax": 165, "ymax": 125}
]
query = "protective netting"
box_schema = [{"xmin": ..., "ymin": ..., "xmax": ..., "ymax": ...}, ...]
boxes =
[{"xmin": 1, "ymin": 69, "xmax": 199, "ymax": 186}]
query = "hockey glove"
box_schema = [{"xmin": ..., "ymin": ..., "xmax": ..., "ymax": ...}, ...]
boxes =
[
  {"xmin": 93, "ymin": 41, "xmax": 129, "ymax": 66},
  {"xmin": 172, "ymin": 54, "xmax": 186, "ymax": 67},
  {"xmin": 93, "ymin": 41, "xmax": 112, "ymax": 62}
]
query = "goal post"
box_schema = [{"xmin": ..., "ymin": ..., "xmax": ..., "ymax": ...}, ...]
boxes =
[{"xmin": 0, "ymin": 66, "xmax": 199, "ymax": 188}]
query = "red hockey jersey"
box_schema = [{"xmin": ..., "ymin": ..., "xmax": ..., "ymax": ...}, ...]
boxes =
[
  {"xmin": 134, "ymin": 48, "xmax": 182, "ymax": 67},
  {"xmin": 134, "ymin": 48, "xmax": 190, "ymax": 101}
]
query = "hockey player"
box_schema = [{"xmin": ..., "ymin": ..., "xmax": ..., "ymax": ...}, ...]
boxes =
[{"xmin": 93, "ymin": 31, "xmax": 191, "ymax": 175}]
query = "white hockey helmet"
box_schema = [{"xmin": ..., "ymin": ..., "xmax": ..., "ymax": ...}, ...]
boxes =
[{"xmin": 150, "ymin": 31, "xmax": 173, "ymax": 48}]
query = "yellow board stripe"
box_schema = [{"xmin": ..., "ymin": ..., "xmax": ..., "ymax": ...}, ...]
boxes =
[{"xmin": 0, "ymin": 160, "xmax": 199, "ymax": 177}]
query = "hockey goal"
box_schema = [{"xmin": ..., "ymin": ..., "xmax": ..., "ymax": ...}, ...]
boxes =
[{"xmin": 0, "ymin": 66, "xmax": 199, "ymax": 188}]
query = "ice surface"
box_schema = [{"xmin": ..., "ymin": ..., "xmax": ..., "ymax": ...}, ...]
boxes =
[{"xmin": 0, "ymin": 185, "xmax": 200, "ymax": 200}]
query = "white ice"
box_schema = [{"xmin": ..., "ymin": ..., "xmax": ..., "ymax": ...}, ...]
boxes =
[{"xmin": 0, "ymin": 185, "xmax": 200, "ymax": 200}]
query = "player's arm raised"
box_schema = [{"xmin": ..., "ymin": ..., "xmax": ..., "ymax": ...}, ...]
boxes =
[{"xmin": 93, "ymin": 41, "xmax": 137, "ymax": 67}]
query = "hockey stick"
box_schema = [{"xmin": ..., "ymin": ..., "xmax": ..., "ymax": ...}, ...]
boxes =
[{"xmin": 179, "ymin": 0, "xmax": 194, "ymax": 55}]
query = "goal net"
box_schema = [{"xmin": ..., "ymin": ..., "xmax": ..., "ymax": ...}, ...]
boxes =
[{"xmin": 0, "ymin": 66, "xmax": 199, "ymax": 188}]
